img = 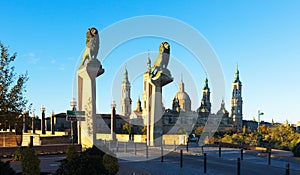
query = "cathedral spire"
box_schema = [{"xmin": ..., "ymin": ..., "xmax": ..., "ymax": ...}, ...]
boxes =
[
  {"xmin": 123, "ymin": 64, "xmax": 129, "ymax": 83},
  {"xmin": 121, "ymin": 64, "xmax": 132, "ymax": 117},
  {"xmin": 179, "ymin": 76, "xmax": 184, "ymax": 92},
  {"xmin": 234, "ymin": 64, "xmax": 240, "ymax": 82},
  {"xmin": 146, "ymin": 50, "xmax": 151, "ymax": 73},
  {"xmin": 203, "ymin": 77, "xmax": 209, "ymax": 90}
]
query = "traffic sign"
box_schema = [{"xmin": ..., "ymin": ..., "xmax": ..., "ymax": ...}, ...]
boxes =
[
  {"xmin": 66, "ymin": 110, "xmax": 86, "ymax": 121},
  {"xmin": 67, "ymin": 110, "xmax": 85, "ymax": 116}
]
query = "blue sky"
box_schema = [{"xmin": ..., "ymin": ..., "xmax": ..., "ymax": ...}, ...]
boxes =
[{"xmin": 0, "ymin": 1, "xmax": 299, "ymax": 124}]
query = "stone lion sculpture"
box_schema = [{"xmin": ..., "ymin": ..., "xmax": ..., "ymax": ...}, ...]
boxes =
[
  {"xmin": 152, "ymin": 42, "xmax": 170, "ymax": 73},
  {"xmin": 81, "ymin": 27, "xmax": 99, "ymax": 65}
]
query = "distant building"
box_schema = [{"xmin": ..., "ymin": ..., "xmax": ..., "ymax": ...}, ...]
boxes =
[
  {"xmin": 45, "ymin": 113, "xmax": 70, "ymax": 132},
  {"xmin": 231, "ymin": 65, "xmax": 243, "ymax": 131},
  {"xmin": 243, "ymin": 120, "xmax": 272, "ymax": 131}
]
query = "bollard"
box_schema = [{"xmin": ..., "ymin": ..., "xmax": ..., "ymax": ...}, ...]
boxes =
[
  {"xmin": 240, "ymin": 148, "xmax": 243, "ymax": 160},
  {"xmin": 161, "ymin": 145, "xmax": 164, "ymax": 162},
  {"xmin": 180, "ymin": 150, "xmax": 183, "ymax": 168},
  {"xmin": 108, "ymin": 141, "xmax": 111, "ymax": 150},
  {"xmin": 116, "ymin": 141, "xmax": 119, "ymax": 152},
  {"xmin": 237, "ymin": 158, "xmax": 241, "ymax": 175},
  {"xmin": 186, "ymin": 141, "xmax": 189, "ymax": 152},
  {"xmin": 146, "ymin": 145, "xmax": 148, "ymax": 159},
  {"xmin": 201, "ymin": 146, "xmax": 204, "ymax": 155},
  {"xmin": 174, "ymin": 140, "xmax": 176, "ymax": 150},
  {"xmin": 219, "ymin": 145, "xmax": 221, "ymax": 157},
  {"xmin": 29, "ymin": 136, "xmax": 33, "ymax": 147},
  {"xmin": 204, "ymin": 153, "xmax": 207, "ymax": 174},
  {"xmin": 134, "ymin": 143, "xmax": 137, "ymax": 155},
  {"xmin": 124, "ymin": 142, "xmax": 127, "ymax": 153},
  {"xmin": 268, "ymin": 150, "xmax": 271, "ymax": 165},
  {"xmin": 286, "ymin": 163, "xmax": 290, "ymax": 175}
]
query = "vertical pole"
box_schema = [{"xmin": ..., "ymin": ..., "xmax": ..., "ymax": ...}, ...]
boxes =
[
  {"xmin": 219, "ymin": 145, "xmax": 221, "ymax": 157},
  {"xmin": 237, "ymin": 158, "xmax": 241, "ymax": 175},
  {"xmin": 204, "ymin": 153, "xmax": 207, "ymax": 174},
  {"xmin": 51, "ymin": 111, "xmax": 55, "ymax": 135},
  {"xmin": 268, "ymin": 150, "xmax": 271, "ymax": 165},
  {"xmin": 180, "ymin": 150, "xmax": 183, "ymax": 168},
  {"xmin": 201, "ymin": 146, "xmax": 204, "ymax": 155},
  {"xmin": 174, "ymin": 140, "xmax": 176, "ymax": 150},
  {"xmin": 186, "ymin": 141, "xmax": 189, "ymax": 152},
  {"xmin": 32, "ymin": 114, "xmax": 36, "ymax": 134},
  {"xmin": 240, "ymin": 148, "xmax": 243, "ymax": 160},
  {"xmin": 134, "ymin": 143, "xmax": 137, "ymax": 155},
  {"xmin": 41, "ymin": 106, "xmax": 46, "ymax": 135},
  {"xmin": 286, "ymin": 163, "xmax": 290, "ymax": 175},
  {"xmin": 29, "ymin": 136, "xmax": 33, "ymax": 147},
  {"xmin": 161, "ymin": 145, "xmax": 164, "ymax": 162},
  {"xmin": 146, "ymin": 145, "xmax": 148, "ymax": 159},
  {"xmin": 124, "ymin": 142, "xmax": 127, "ymax": 153},
  {"xmin": 116, "ymin": 141, "xmax": 119, "ymax": 152}
]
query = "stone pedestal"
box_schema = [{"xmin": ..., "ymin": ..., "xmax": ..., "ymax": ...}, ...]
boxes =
[
  {"xmin": 77, "ymin": 59, "xmax": 104, "ymax": 148},
  {"xmin": 146, "ymin": 69, "xmax": 173, "ymax": 146}
]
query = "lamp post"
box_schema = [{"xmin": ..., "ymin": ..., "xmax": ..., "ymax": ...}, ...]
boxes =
[
  {"xmin": 41, "ymin": 105, "xmax": 46, "ymax": 134},
  {"xmin": 70, "ymin": 98, "xmax": 77, "ymax": 144},
  {"xmin": 257, "ymin": 110, "xmax": 264, "ymax": 147},
  {"xmin": 23, "ymin": 110, "xmax": 28, "ymax": 133}
]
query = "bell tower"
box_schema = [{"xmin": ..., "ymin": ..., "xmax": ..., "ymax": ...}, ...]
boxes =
[
  {"xmin": 120, "ymin": 65, "xmax": 132, "ymax": 117},
  {"xmin": 230, "ymin": 65, "xmax": 243, "ymax": 131}
]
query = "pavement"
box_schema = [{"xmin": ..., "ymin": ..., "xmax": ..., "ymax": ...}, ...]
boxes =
[{"xmin": 3, "ymin": 144, "xmax": 300, "ymax": 175}]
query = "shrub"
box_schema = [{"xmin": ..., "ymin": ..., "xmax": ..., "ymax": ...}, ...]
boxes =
[
  {"xmin": 292, "ymin": 142, "xmax": 300, "ymax": 157},
  {"xmin": 21, "ymin": 147, "xmax": 40, "ymax": 175},
  {"xmin": 12, "ymin": 147, "xmax": 23, "ymax": 161},
  {"xmin": 103, "ymin": 154, "xmax": 119, "ymax": 175},
  {"xmin": 66, "ymin": 144, "xmax": 77, "ymax": 161},
  {"xmin": 0, "ymin": 160, "xmax": 16, "ymax": 175},
  {"xmin": 56, "ymin": 146, "xmax": 112, "ymax": 175}
]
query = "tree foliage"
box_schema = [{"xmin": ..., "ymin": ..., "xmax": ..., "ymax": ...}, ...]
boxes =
[
  {"xmin": 0, "ymin": 42, "xmax": 29, "ymax": 131},
  {"xmin": 218, "ymin": 124, "xmax": 300, "ymax": 153},
  {"xmin": 122, "ymin": 123, "xmax": 133, "ymax": 134},
  {"xmin": 21, "ymin": 147, "xmax": 40, "ymax": 175},
  {"xmin": 56, "ymin": 146, "xmax": 119, "ymax": 175}
]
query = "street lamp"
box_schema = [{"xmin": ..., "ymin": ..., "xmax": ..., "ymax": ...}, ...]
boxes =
[
  {"xmin": 257, "ymin": 110, "xmax": 264, "ymax": 147},
  {"xmin": 70, "ymin": 98, "xmax": 77, "ymax": 144},
  {"xmin": 70, "ymin": 98, "xmax": 77, "ymax": 111}
]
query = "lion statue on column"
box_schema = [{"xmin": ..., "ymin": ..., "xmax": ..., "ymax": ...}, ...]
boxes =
[
  {"xmin": 81, "ymin": 27, "xmax": 100, "ymax": 65},
  {"xmin": 152, "ymin": 42, "xmax": 170, "ymax": 74}
]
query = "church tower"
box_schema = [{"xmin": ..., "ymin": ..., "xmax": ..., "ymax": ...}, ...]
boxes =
[
  {"xmin": 120, "ymin": 65, "xmax": 132, "ymax": 117},
  {"xmin": 230, "ymin": 65, "xmax": 243, "ymax": 131},
  {"xmin": 173, "ymin": 78, "xmax": 191, "ymax": 112},
  {"xmin": 142, "ymin": 55, "xmax": 152, "ymax": 118},
  {"xmin": 198, "ymin": 77, "xmax": 211, "ymax": 117}
]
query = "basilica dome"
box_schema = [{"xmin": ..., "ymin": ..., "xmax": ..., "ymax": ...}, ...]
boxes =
[{"xmin": 173, "ymin": 79, "xmax": 191, "ymax": 112}]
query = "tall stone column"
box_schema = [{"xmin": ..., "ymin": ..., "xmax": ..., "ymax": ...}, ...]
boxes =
[
  {"xmin": 78, "ymin": 59, "xmax": 104, "ymax": 148},
  {"xmin": 111, "ymin": 101, "xmax": 117, "ymax": 141},
  {"xmin": 51, "ymin": 111, "xmax": 55, "ymax": 135},
  {"xmin": 32, "ymin": 113, "xmax": 36, "ymax": 134},
  {"xmin": 41, "ymin": 105, "xmax": 46, "ymax": 134},
  {"xmin": 146, "ymin": 70, "xmax": 173, "ymax": 146},
  {"xmin": 23, "ymin": 110, "xmax": 28, "ymax": 133}
]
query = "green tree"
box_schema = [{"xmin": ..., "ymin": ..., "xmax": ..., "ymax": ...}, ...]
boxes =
[
  {"xmin": 122, "ymin": 123, "xmax": 133, "ymax": 134},
  {"xmin": 0, "ymin": 42, "xmax": 29, "ymax": 132},
  {"xmin": 21, "ymin": 147, "xmax": 40, "ymax": 175}
]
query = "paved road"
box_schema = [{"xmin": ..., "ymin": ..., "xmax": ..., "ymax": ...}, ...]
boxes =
[
  {"xmin": 114, "ymin": 143, "xmax": 300, "ymax": 175},
  {"xmin": 4, "ymin": 143, "xmax": 300, "ymax": 175}
]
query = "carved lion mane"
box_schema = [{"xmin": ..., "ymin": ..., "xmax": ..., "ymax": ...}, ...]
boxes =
[
  {"xmin": 81, "ymin": 27, "xmax": 100, "ymax": 65},
  {"xmin": 152, "ymin": 42, "xmax": 170, "ymax": 72}
]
